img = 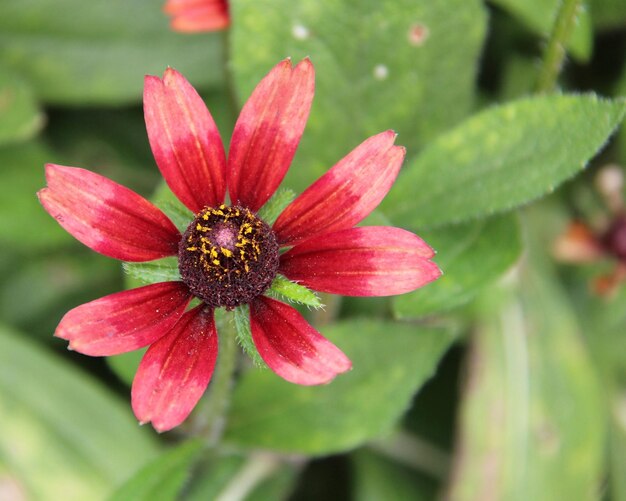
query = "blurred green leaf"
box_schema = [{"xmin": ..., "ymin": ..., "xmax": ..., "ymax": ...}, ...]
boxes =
[
  {"xmin": 0, "ymin": 251, "xmax": 120, "ymax": 339},
  {"xmin": 587, "ymin": 0, "xmax": 626, "ymax": 30},
  {"xmin": 224, "ymin": 319, "xmax": 456, "ymax": 455},
  {"xmin": 107, "ymin": 349, "xmax": 145, "ymax": 387},
  {"xmin": 109, "ymin": 439, "xmax": 203, "ymax": 501},
  {"xmin": 0, "ymin": 66, "xmax": 43, "ymax": 145},
  {"xmin": 489, "ymin": 0, "xmax": 592, "ymax": 61},
  {"xmin": 383, "ymin": 94, "xmax": 626, "ymax": 228},
  {"xmin": 0, "ymin": 324, "xmax": 159, "ymax": 501},
  {"xmin": 352, "ymin": 450, "xmax": 436, "ymax": 501},
  {"xmin": 393, "ymin": 214, "xmax": 522, "ymax": 319},
  {"xmin": 0, "ymin": 141, "xmax": 72, "ymax": 252},
  {"xmin": 231, "ymin": 0, "xmax": 487, "ymax": 192},
  {"xmin": 448, "ymin": 263, "xmax": 604, "ymax": 500},
  {"xmin": 186, "ymin": 453, "xmax": 297, "ymax": 501},
  {"xmin": 0, "ymin": 0, "xmax": 223, "ymax": 104}
]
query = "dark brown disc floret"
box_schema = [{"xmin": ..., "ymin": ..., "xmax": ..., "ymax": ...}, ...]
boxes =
[{"xmin": 178, "ymin": 205, "xmax": 279, "ymax": 309}]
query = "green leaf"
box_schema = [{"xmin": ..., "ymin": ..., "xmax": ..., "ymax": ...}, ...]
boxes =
[
  {"xmin": 383, "ymin": 94, "xmax": 626, "ymax": 228},
  {"xmin": 448, "ymin": 265, "xmax": 604, "ymax": 499},
  {"xmin": 489, "ymin": 0, "xmax": 592, "ymax": 61},
  {"xmin": 231, "ymin": 0, "xmax": 487, "ymax": 192},
  {"xmin": 233, "ymin": 305, "xmax": 266, "ymax": 367},
  {"xmin": 122, "ymin": 258, "xmax": 181, "ymax": 285},
  {"xmin": 107, "ymin": 349, "xmax": 145, "ymax": 387},
  {"xmin": 393, "ymin": 214, "xmax": 522, "ymax": 318},
  {"xmin": 109, "ymin": 440, "xmax": 204, "ymax": 501},
  {"xmin": 224, "ymin": 319, "xmax": 456, "ymax": 455},
  {"xmin": 352, "ymin": 450, "xmax": 436, "ymax": 501},
  {"xmin": 0, "ymin": 67, "xmax": 43, "ymax": 145},
  {"xmin": 0, "ymin": 251, "xmax": 120, "ymax": 340},
  {"xmin": 257, "ymin": 188, "xmax": 296, "ymax": 226},
  {"xmin": 0, "ymin": 0, "xmax": 223, "ymax": 104},
  {"xmin": 0, "ymin": 141, "xmax": 72, "ymax": 252},
  {"xmin": 587, "ymin": 0, "xmax": 626, "ymax": 30},
  {"xmin": 0, "ymin": 324, "xmax": 159, "ymax": 500},
  {"xmin": 267, "ymin": 274, "xmax": 322, "ymax": 308}
]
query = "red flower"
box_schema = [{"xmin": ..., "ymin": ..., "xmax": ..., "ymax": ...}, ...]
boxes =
[
  {"xmin": 38, "ymin": 59, "xmax": 441, "ymax": 432},
  {"xmin": 164, "ymin": 0, "xmax": 229, "ymax": 33}
]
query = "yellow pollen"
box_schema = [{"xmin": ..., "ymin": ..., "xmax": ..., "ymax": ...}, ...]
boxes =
[{"xmin": 221, "ymin": 247, "xmax": 233, "ymax": 257}]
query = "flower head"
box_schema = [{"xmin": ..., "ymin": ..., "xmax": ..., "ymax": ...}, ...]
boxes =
[
  {"xmin": 164, "ymin": 0, "xmax": 229, "ymax": 33},
  {"xmin": 38, "ymin": 59, "xmax": 441, "ymax": 432},
  {"xmin": 554, "ymin": 164, "xmax": 626, "ymax": 295}
]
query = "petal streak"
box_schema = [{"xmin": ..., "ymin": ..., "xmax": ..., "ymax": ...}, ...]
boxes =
[
  {"xmin": 38, "ymin": 164, "xmax": 180, "ymax": 261},
  {"xmin": 132, "ymin": 305, "xmax": 218, "ymax": 432},
  {"xmin": 144, "ymin": 68, "xmax": 227, "ymax": 213},
  {"xmin": 274, "ymin": 131, "xmax": 405, "ymax": 245},
  {"xmin": 228, "ymin": 58, "xmax": 315, "ymax": 211},
  {"xmin": 280, "ymin": 227, "xmax": 441, "ymax": 296},
  {"xmin": 250, "ymin": 297, "xmax": 351, "ymax": 385},
  {"xmin": 55, "ymin": 282, "xmax": 192, "ymax": 356}
]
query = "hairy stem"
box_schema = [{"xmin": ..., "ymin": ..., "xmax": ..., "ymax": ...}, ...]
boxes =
[
  {"xmin": 535, "ymin": 0, "xmax": 582, "ymax": 93},
  {"xmin": 190, "ymin": 311, "xmax": 238, "ymax": 444}
]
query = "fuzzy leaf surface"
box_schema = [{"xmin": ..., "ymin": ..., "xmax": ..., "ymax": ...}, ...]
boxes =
[
  {"xmin": 224, "ymin": 319, "xmax": 456, "ymax": 454},
  {"xmin": 383, "ymin": 94, "xmax": 626, "ymax": 228},
  {"xmin": 394, "ymin": 214, "xmax": 522, "ymax": 318},
  {"xmin": 231, "ymin": 0, "xmax": 486, "ymax": 192}
]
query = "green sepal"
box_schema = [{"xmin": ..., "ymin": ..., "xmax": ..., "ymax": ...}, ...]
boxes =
[
  {"xmin": 257, "ymin": 187, "xmax": 296, "ymax": 225},
  {"xmin": 158, "ymin": 200, "xmax": 194, "ymax": 233},
  {"xmin": 122, "ymin": 257, "xmax": 181, "ymax": 285},
  {"xmin": 233, "ymin": 305, "xmax": 266, "ymax": 368},
  {"xmin": 267, "ymin": 274, "xmax": 323, "ymax": 309}
]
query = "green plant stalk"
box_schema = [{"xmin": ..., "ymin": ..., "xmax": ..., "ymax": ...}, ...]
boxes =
[
  {"xmin": 189, "ymin": 312, "xmax": 239, "ymax": 444},
  {"xmin": 535, "ymin": 0, "xmax": 582, "ymax": 93}
]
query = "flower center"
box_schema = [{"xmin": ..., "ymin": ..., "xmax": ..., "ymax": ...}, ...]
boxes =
[{"xmin": 178, "ymin": 205, "xmax": 279, "ymax": 309}]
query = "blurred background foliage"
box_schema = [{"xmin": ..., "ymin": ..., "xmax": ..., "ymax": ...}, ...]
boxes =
[{"xmin": 1, "ymin": 0, "xmax": 626, "ymax": 500}]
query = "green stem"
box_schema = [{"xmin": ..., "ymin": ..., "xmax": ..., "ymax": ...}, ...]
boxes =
[
  {"xmin": 190, "ymin": 311, "xmax": 238, "ymax": 444},
  {"xmin": 535, "ymin": 0, "xmax": 582, "ymax": 93},
  {"xmin": 215, "ymin": 453, "xmax": 283, "ymax": 501},
  {"xmin": 369, "ymin": 429, "xmax": 450, "ymax": 480}
]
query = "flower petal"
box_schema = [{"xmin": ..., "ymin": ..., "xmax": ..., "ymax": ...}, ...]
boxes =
[
  {"xmin": 38, "ymin": 164, "xmax": 180, "ymax": 261},
  {"xmin": 273, "ymin": 131, "xmax": 405, "ymax": 245},
  {"xmin": 280, "ymin": 227, "xmax": 441, "ymax": 296},
  {"xmin": 55, "ymin": 282, "xmax": 192, "ymax": 356},
  {"xmin": 144, "ymin": 68, "xmax": 227, "ymax": 212},
  {"xmin": 164, "ymin": 0, "xmax": 229, "ymax": 32},
  {"xmin": 228, "ymin": 58, "xmax": 315, "ymax": 212},
  {"xmin": 132, "ymin": 305, "xmax": 218, "ymax": 432},
  {"xmin": 250, "ymin": 297, "xmax": 351, "ymax": 385}
]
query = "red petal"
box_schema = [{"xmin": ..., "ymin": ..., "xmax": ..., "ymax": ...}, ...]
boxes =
[
  {"xmin": 164, "ymin": 0, "xmax": 229, "ymax": 32},
  {"xmin": 132, "ymin": 305, "xmax": 218, "ymax": 432},
  {"xmin": 55, "ymin": 282, "xmax": 192, "ymax": 356},
  {"xmin": 274, "ymin": 131, "xmax": 405, "ymax": 245},
  {"xmin": 144, "ymin": 68, "xmax": 227, "ymax": 212},
  {"xmin": 38, "ymin": 164, "xmax": 180, "ymax": 261},
  {"xmin": 228, "ymin": 58, "xmax": 315, "ymax": 211},
  {"xmin": 280, "ymin": 227, "xmax": 441, "ymax": 296},
  {"xmin": 250, "ymin": 297, "xmax": 351, "ymax": 385}
]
